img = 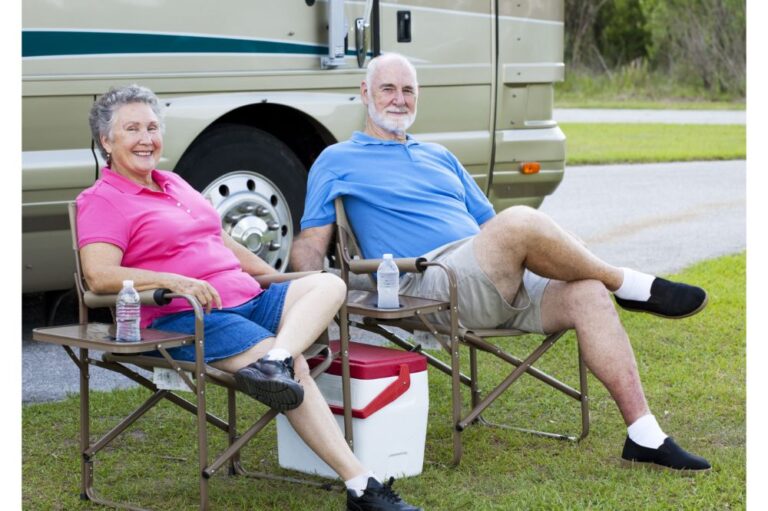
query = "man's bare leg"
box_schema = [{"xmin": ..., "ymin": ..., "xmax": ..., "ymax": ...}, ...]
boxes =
[
  {"xmin": 537, "ymin": 278, "xmax": 711, "ymax": 471},
  {"xmin": 540, "ymin": 279, "xmax": 649, "ymax": 425},
  {"xmin": 474, "ymin": 206, "xmax": 707, "ymax": 319},
  {"xmin": 474, "ymin": 206, "xmax": 624, "ymax": 301}
]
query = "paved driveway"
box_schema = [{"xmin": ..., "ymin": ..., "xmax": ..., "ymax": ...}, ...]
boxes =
[{"xmin": 554, "ymin": 108, "xmax": 745, "ymax": 124}]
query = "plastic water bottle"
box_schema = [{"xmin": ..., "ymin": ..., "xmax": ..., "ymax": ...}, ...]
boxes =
[
  {"xmin": 377, "ymin": 254, "xmax": 400, "ymax": 309},
  {"xmin": 115, "ymin": 280, "xmax": 141, "ymax": 342}
]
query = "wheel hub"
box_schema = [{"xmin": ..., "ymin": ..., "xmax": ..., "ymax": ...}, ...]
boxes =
[{"xmin": 202, "ymin": 172, "xmax": 292, "ymax": 271}]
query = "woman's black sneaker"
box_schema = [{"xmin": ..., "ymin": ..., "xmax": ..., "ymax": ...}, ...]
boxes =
[
  {"xmin": 347, "ymin": 477, "xmax": 423, "ymax": 511},
  {"xmin": 615, "ymin": 277, "xmax": 708, "ymax": 319},
  {"xmin": 621, "ymin": 436, "xmax": 711, "ymax": 473},
  {"xmin": 234, "ymin": 357, "xmax": 304, "ymax": 411}
]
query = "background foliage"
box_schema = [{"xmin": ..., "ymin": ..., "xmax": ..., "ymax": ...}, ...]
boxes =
[{"xmin": 563, "ymin": 0, "xmax": 746, "ymax": 101}]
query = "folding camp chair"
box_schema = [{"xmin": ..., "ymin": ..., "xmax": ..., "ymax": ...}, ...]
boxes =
[
  {"xmin": 31, "ymin": 202, "xmax": 339, "ymax": 510},
  {"xmin": 333, "ymin": 197, "xmax": 590, "ymax": 465}
]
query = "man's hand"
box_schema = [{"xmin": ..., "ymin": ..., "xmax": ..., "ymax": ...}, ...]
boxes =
[{"xmin": 290, "ymin": 225, "xmax": 334, "ymax": 271}]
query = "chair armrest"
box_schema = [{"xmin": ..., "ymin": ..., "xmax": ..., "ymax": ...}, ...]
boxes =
[
  {"xmin": 255, "ymin": 271, "xmax": 323, "ymax": 287},
  {"xmin": 348, "ymin": 257, "xmax": 428, "ymax": 275},
  {"xmin": 83, "ymin": 288, "xmax": 173, "ymax": 309}
]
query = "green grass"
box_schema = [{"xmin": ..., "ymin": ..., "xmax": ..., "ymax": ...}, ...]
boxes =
[
  {"xmin": 22, "ymin": 254, "xmax": 745, "ymax": 510},
  {"xmin": 555, "ymin": 66, "xmax": 745, "ymax": 108},
  {"xmin": 561, "ymin": 123, "xmax": 746, "ymax": 165},
  {"xmin": 556, "ymin": 99, "xmax": 746, "ymax": 111}
]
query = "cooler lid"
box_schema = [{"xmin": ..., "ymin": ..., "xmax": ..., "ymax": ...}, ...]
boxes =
[{"xmin": 309, "ymin": 340, "xmax": 427, "ymax": 379}]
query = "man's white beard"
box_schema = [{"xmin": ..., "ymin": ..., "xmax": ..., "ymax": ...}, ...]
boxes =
[{"xmin": 368, "ymin": 101, "xmax": 416, "ymax": 136}]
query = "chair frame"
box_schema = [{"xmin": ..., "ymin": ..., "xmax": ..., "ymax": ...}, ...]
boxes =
[
  {"xmin": 333, "ymin": 197, "xmax": 590, "ymax": 465},
  {"xmin": 31, "ymin": 202, "xmax": 339, "ymax": 511}
]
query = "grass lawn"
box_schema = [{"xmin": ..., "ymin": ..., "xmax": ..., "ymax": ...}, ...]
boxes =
[
  {"xmin": 561, "ymin": 123, "xmax": 746, "ymax": 165},
  {"xmin": 22, "ymin": 254, "xmax": 745, "ymax": 510}
]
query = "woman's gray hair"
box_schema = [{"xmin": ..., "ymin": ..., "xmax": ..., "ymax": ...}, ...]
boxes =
[{"xmin": 89, "ymin": 84, "xmax": 166, "ymax": 160}]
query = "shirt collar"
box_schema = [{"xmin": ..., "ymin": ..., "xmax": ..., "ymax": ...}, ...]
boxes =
[
  {"xmin": 100, "ymin": 167, "xmax": 169, "ymax": 195},
  {"xmin": 350, "ymin": 131, "xmax": 420, "ymax": 146}
]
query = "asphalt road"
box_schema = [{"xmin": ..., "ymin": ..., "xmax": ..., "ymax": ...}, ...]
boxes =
[
  {"xmin": 554, "ymin": 108, "xmax": 745, "ymax": 124},
  {"xmin": 21, "ymin": 158, "xmax": 746, "ymax": 403}
]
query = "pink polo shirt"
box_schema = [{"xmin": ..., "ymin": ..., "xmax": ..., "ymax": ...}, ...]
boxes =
[{"xmin": 76, "ymin": 167, "xmax": 263, "ymax": 327}]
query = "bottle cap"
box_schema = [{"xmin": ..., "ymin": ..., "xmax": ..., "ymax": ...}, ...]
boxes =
[
  {"xmin": 123, "ymin": 280, "xmax": 134, "ymax": 288},
  {"xmin": 383, "ymin": 253, "xmax": 393, "ymax": 259}
]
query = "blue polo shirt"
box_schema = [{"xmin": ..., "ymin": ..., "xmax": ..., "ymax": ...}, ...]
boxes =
[{"xmin": 301, "ymin": 131, "xmax": 496, "ymax": 259}]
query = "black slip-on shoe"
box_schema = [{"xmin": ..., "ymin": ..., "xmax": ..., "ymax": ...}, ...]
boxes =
[
  {"xmin": 621, "ymin": 436, "xmax": 711, "ymax": 473},
  {"xmin": 615, "ymin": 277, "xmax": 708, "ymax": 319},
  {"xmin": 233, "ymin": 357, "xmax": 304, "ymax": 412},
  {"xmin": 347, "ymin": 477, "xmax": 423, "ymax": 511}
]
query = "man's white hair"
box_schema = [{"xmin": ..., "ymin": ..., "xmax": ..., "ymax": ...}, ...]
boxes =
[{"xmin": 365, "ymin": 53, "xmax": 419, "ymax": 95}]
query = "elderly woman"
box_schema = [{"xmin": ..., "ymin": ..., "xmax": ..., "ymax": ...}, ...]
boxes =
[{"xmin": 76, "ymin": 84, "xmax": 421, "ymax": 511}]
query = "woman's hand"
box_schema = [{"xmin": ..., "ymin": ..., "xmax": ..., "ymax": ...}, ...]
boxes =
[
  {"xmin": 163, "ymin": 275, "xmax": 223, "ymax": 314},
  {"xmin": 80, "ymin": 242, "xmax": 223, "ymax": 313}
]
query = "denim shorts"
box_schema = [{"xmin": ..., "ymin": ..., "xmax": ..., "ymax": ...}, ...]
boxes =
[{"xmin": 148, "ymin": 281, "xmax": 290, "ymax": 363}]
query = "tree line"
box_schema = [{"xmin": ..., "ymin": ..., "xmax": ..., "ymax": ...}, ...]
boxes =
[{"xmin": 565, "ymin": 0, "xmax": 745, "ymax": 97}]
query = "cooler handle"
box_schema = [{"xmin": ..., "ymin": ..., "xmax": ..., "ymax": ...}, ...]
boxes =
[{"xmin": 329, "ymin": 364, "xmax": 411, "ymax": 419}]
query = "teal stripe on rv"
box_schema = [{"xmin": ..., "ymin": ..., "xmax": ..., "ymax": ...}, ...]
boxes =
[{"xmin": 22, "ymin": 30, "xmax": 331, "ymax": 57}]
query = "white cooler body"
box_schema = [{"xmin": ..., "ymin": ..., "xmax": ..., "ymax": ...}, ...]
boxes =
[{"xmin": 276, "ymin": 343, "xmax": 428, "ymax": 480}]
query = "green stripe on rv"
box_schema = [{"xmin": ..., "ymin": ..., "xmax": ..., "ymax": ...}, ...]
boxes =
[{"xmin": 22, "ymin": 31, "xmax": 333, "ymax": 57}]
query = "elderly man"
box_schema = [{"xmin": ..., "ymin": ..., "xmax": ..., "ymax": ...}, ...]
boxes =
[{"xmin": 291, "ymin": 53, "xmax": 711, "ymax": 472}]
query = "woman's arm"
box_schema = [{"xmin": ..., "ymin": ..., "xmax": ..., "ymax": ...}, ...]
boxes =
[
  {"xmin": 80, "ymin": 242, "xmax": 223, "ymax": 312},
  {"xmin": 221, "ymin": 230, "xmax": 280, "ymax": 277}
]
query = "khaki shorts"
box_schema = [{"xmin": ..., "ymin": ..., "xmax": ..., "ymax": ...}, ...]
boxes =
[{"xmin": 399, "ymin": 236, "xmax": 550, "ymax": 333}]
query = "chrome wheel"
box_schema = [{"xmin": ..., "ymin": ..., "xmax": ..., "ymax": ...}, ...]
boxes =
[{"xmin": 203, "ymin": 171, "xmax": 292, "ymax": 271}]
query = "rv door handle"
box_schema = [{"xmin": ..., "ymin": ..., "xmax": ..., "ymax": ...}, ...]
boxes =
[
  {"xmin": 355, "ymin": 17, "xmax": 367, "ymax": 68},
  {"xmin": 397, "ymin": 11, "xmax": 411, "ymax": 43}
]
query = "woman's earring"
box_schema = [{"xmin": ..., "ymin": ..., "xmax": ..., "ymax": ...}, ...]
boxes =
[{"xmin": 106, "ymin": 153, "xmax": 112, "ymax": 167}]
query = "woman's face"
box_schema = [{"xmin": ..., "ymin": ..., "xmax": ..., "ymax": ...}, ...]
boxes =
[{"xmin": 101, "ymin": 102, "xmax": 163, "ymax": 179}]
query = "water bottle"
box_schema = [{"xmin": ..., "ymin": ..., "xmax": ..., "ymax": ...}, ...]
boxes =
[
  {"xmin": 115, "ymin": 280, "xmax": 141, "ymax": 342},
  {"xmin": 377, "ymin": 254, "xmax": 400, "ymax": 309}
]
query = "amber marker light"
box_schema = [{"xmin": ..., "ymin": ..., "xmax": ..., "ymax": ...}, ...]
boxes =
[{"xmin": 520, "ymin": 162, "xmax": 541, "ymax": 174}]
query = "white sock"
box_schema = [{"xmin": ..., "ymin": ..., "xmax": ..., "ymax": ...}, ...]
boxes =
[
  {"xmin": 627, "ymin": 414, "xmax": 668, "ymax": 449},
  {"xmin": 614, "ymin": 268, "xmax": 655, "ymax": 301},
  {"xmin": 345, "ymin": 471, "xmax": 379, "ymax": 497},
  {"xmin": 264, "ymin": 348, "xmax": 292, "ymax": 362}
]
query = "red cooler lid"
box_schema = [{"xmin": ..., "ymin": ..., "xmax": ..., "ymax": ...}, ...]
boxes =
[{"xmin": 309, "ymin": 341, "xmax": 427, "ymax": 379}]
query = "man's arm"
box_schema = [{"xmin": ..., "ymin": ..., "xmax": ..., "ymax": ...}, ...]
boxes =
[{"xmin": 290, "ymin": 225, "xmax": 335, "ymax": 271}]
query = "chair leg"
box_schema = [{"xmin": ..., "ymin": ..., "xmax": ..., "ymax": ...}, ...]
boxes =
[
  {"xmin": 79, "ymin": 348, "xmax": 91, "ymax": 502},
  {"xmin": 459, "ymin": 332, "xmax": 589, "ymax": 443},
  {"xmin": 339, "ymin": 305, "xmax": 354, "ymax": 449},
  {"xmin": 195, "ymin": 372, "xmax": 209, "ymax": 510},
  {"xmin": 227, "ymin": 387, "xmax": 238, "ymax": 476},
  {"xmin": 449, "ymin": 312, "xmax": 463, "ymax": 465},
  {"xmin": 577, "ymin": 344, "xmax": 590, "ymax": 441},
  {"xmin": 469, "ymin": 346, "xmax": 481, "ymax": 410}
]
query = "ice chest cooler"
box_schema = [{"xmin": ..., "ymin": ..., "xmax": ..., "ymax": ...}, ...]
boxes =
[{"xmin": 276, "ymin": 341, "xmax": 429, "ymax": 479}]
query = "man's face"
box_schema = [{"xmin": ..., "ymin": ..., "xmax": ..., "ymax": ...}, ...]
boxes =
[{"xmin": 363, "ymin": 60, "xmax": 418, "ymax": 137}]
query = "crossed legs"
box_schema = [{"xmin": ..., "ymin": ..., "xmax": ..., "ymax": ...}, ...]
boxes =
[
  {"xmin": 473, "ymin": 206, "xmax": 650, "ymax": 424},
  {"xmin": 472, "ymin": 206, "xmax": 711, "ymax": 471}
]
